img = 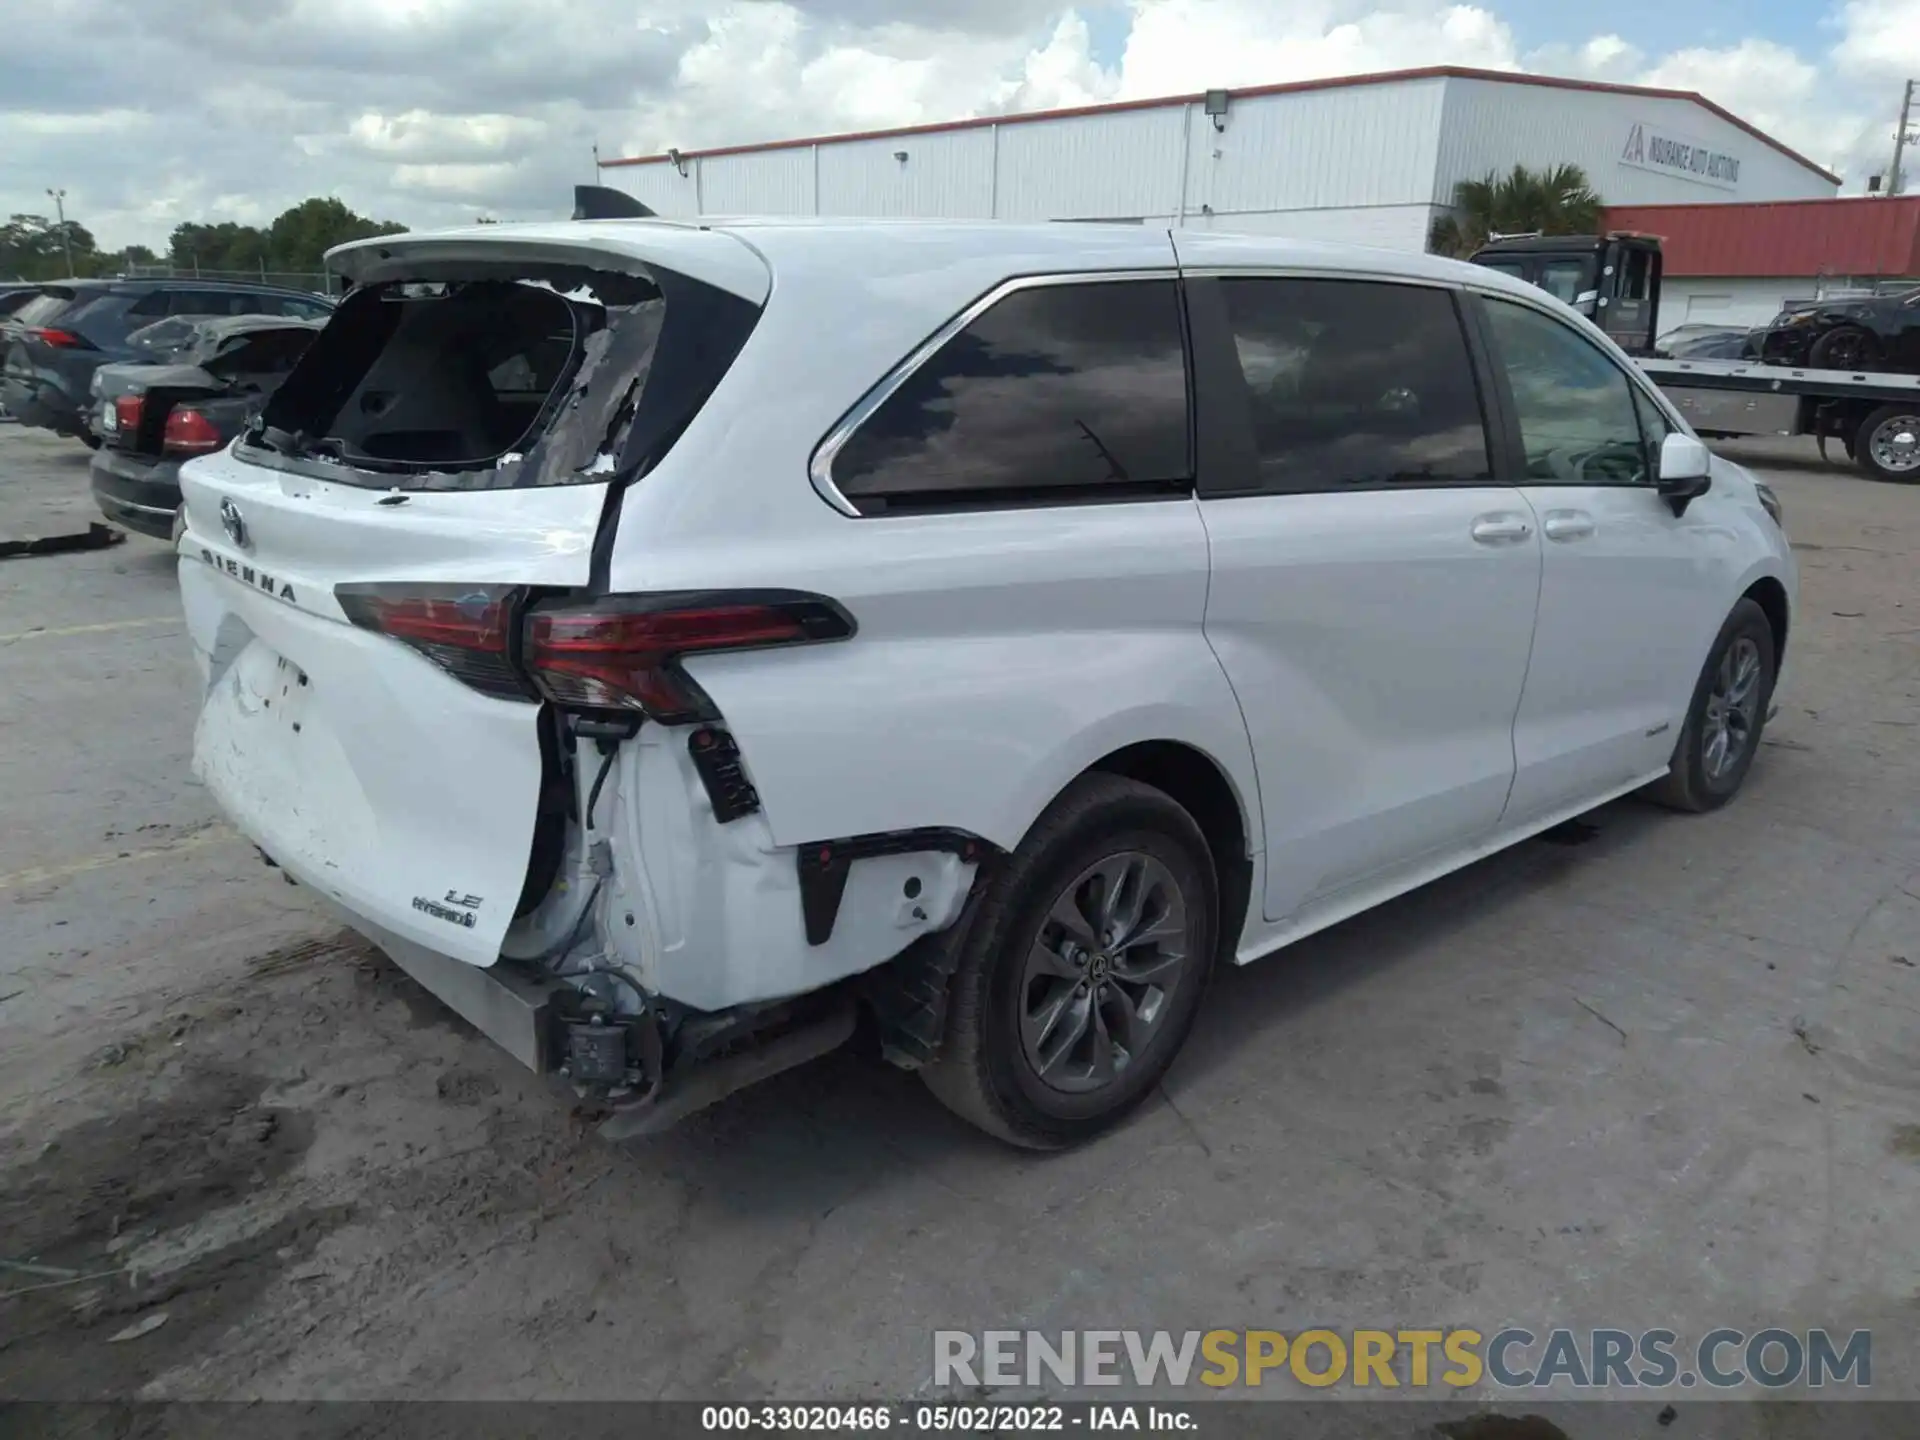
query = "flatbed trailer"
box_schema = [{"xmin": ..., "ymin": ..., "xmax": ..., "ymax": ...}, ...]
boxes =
[
  {"xmin": 1467, "ymin": 234, "xmax": 1920, "ymax": 484},
  {"xmin": 1637, "ymin": 358, "xmax": 1920, "ymax": 483}
]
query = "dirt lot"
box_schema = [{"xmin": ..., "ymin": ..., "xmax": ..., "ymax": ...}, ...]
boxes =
[{"xmin": 1, "ymin": 425, "xmax": 1917, "ymax": 1418}]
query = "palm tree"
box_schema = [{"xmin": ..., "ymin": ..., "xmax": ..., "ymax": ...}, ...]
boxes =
[{"xmin": 1428, "ymin": 163, "xmax": 1604, "ymax": 257}]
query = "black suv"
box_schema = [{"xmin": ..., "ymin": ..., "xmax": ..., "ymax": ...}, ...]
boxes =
[
  {"xmin": 1, "ymin": 279, "xmax": 334, "ymax": 443},
  {"xmin": 1753, "ymin": 286, "xmax": 1920, "ymax": 373}
]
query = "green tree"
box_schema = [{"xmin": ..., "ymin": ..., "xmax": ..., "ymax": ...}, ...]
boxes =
[
  {"xmin": 1428, "ymin": 164, "xmax": 1604, "ymax": 258},
  {"xmin": 85, "ymin": 243, "xmax": 160, "ymax": 278},
  {"xmin": 0, "ymin": 213, "xmax": 98, "ymax": 280},
  {"xmin": 167, "ymin": 219, "xmax": 270, "ymax": 273},
  {"xmin": 265, "ymin": 197, "xmax": 407, "ymax": 273},
  {"xmin": 167, "ymin": 199, "xmax": 407, "ymax": 278}
]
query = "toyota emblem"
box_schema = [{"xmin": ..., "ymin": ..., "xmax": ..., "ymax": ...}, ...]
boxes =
[{"xmin": 219, "ymin": 496, "xmax": 249, "ymax": 549}]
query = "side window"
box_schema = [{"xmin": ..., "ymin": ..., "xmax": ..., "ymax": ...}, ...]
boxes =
[
  {"xmin": 168, "ymin": 290, "xmax": 246, "ymax": 316},
  {"xmin": 829, "ymin": 279, "xmax": 1190, "ymax": 513},
  {"xmin": 127, "ymin": 291, "xmax": 173, "ymax": 318},
  {"xmin": 1216, "ymin": 277, "xmax": 1491, "ymax": 494},
  {"xmin": 1483, "ymin": 298, "xmax": 1649, "ymax": 485}
]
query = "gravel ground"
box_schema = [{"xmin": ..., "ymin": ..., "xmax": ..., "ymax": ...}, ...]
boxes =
[{"xmin": 1, "ymin": 427, "xmax": 1916, "ymax": 1428}]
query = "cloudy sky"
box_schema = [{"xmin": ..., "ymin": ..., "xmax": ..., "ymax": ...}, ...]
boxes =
[{"xmin": 5, "ymin": 0, "xmax": 1917, "ymax": 250}]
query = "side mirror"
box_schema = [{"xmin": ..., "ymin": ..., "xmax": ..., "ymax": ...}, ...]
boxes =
[{"xmin": 1656, "ymin": 431, "xmax": 1712, "ymax": 516}]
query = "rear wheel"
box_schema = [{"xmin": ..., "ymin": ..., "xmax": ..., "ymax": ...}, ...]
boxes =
[
  {"xmin": 1808, "ymin": 325, "xmax": 1880, "ymax": 372},
  {"xmin": 1854, "ymin": 405, "xmax": 1920, "ymax": 484},
  {"xmin": 921, "ymin": 774, "xmax": 1216, "ymax": 1149},
  {"xmin": 1646, "ymin": 598, "xmax": 1776, "ymax": 814}
]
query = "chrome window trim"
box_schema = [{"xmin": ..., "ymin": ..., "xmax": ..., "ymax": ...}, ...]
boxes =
[
  {"xmin": 1181, "ymin": 265, "xmax": 1459, "ymax": 290},
  {"xmin": 808, "ymin": 268, "xmax": 1179, "ymax": 517}
]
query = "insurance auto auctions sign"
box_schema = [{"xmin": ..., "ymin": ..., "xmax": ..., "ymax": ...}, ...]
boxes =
[{"xmin": 1620, "ymin": 121, "xmax": 1741, "ymax": 190}]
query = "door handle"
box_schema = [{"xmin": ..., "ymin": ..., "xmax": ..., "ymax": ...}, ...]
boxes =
[
  {"xmin": 1543, "ymin": 510, "xmax": 1596, "ymax": 542},
  {"xmin": 1470, "ymin": 515, "xmax": 1533, "ymax": 544}
]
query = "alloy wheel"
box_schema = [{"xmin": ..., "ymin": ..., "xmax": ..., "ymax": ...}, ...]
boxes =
[
  {"xmin": 1702, "ymin": 636, "xmax": 1763, "ymax": 783},
  {"xmin": 1017, "ymin": 851, "xmax": 1193, "ymax": 1095}
]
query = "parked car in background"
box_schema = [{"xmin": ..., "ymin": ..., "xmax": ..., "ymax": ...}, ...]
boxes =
[
  {"xmin": 0, "ymin": 285, "xmax": 38, "ymax": 420},
  {"xmin": 1752, "ymin": 287, "xmax": 1920, "ymax": 372},
  {"xmin": 1654, "ymin": 323, "xmax": 1759, "ymax": 360},
  {"xmin": 1, "ymin": 279, "xmax": 333, "ymax": 445},
  {"xmin": 91, "ymin": 315, "xmax": 322, "ymax": 538},
  {"xmin": 177, "ymin": 219, "xmax": 1796, "ymax": 1148}
]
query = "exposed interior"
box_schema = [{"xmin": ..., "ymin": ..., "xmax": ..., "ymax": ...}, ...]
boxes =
[
  {"xmin": 295, "ymin": 280, "xmax": 591, "ymax": 467},
  {"xmin": 252, "ymin": 265, "xmax": 682, "ymax": 485}
]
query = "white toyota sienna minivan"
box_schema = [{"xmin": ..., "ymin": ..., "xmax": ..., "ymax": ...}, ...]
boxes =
[{"xmin": 176, "ymin": 218, "xmax": 1796, "ymax": 1147}]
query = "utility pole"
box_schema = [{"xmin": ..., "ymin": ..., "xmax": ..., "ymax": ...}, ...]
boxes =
[
  {"xmin": 1893, "ymin": 79, "xmax": 1917, "ymax": 197},
  {"xmin": 45, "ymin": 187, "xmax": 74, "ymax": 277}
]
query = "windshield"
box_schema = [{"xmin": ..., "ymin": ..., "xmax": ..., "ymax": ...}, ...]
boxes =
[{"xmin": 1537, "ymin": 258, "xmax": 1594, "ymax": 306}]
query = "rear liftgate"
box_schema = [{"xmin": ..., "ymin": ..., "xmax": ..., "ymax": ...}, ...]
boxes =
[{"xmin": 177, "ymin": 234, "xmax": 865, "ymax": 1129}]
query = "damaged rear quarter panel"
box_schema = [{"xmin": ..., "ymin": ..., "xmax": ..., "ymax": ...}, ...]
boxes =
[{"xmin": 599, "ymin": 725, "xmax": 977, "ymax": 1010}]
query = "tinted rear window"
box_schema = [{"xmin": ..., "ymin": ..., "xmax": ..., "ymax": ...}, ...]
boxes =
[
  {"xmin": 830, "ymin": 278, "xmax": 1191, "ymax": 513},
  {"xmin": 11, "ymin": 291, "xmax": 79, "ymax": 327}
]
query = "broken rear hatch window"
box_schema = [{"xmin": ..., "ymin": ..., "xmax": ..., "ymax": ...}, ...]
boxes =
[{"xmin": 241, "ymin": 252, "xmax": 760, "ymax": 492}]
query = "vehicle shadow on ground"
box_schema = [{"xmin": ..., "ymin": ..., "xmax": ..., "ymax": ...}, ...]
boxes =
[
  {"xmin": 1710, "ymin": 442, "xmax": 1855, "ymax": 479},
  {"xmin": 618, "ymin": 795, "xmax": 1670, "ymax": 1214}
]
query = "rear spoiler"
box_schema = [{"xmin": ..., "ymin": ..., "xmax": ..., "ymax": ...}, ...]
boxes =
[{"xmin": 573, "ymin": 185, "xmax": 656, "ymax": 221}]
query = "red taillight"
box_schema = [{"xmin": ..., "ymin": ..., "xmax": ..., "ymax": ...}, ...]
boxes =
[
  {"xmin": 114, "ymin": 394, "xmax": 144, "ymax": 435},
  {"xmin": 524, "ymin": 593, "xmax": 855, "ymax": 722},
  {"xmin": 336, "ymin": 584, "xmax": 530, "ymax": 701},
  {"xmin": 162, "ymin": 408, "xmax": 224, "ymax": 456},
  {"xmin": 29, "ymin": 326, "xmax": 87, "ymax": 349}
]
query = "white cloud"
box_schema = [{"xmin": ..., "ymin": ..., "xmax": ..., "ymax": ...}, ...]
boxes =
[
  {"xmin": 1, "ymin": 0, "xmax": 1908, "ymax": 251},
  {"xmin": 1830, "ymin": 0, "xmax": 1920, "ymax": 82},
  {"xmin": 997, "ymin": 12, "xmax": 1118, "ymax": 113},
  {"xmin": 1111, "ymin": 1, "xmax": 1520, "ymax": 99}
]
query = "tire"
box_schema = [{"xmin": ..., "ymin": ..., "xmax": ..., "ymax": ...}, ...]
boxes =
[
  {"xmin": 1808, "ymin": 325, "xmax": 1880, "ymax": 372},
  {"xmin": 1646, "ymin": 598, "xmax": 1776, "ymax": 814},
  {"xmin": 920, "ymin": 774, "xmax": 1217, "ymax": 1149},
  {"xmin": 1853, "ymin": 405, "xmax": 1920, "ymax": 484}
]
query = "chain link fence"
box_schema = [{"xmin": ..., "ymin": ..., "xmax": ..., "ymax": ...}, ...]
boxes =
[{"xmin": 123, "ymin": 263, "xmax": 339, "ymax": 295}]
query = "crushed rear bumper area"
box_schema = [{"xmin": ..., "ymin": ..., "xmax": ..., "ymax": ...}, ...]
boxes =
[{"xmin": 331, "ymin": 901, "xmax": 855, "ymax": 1138}]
